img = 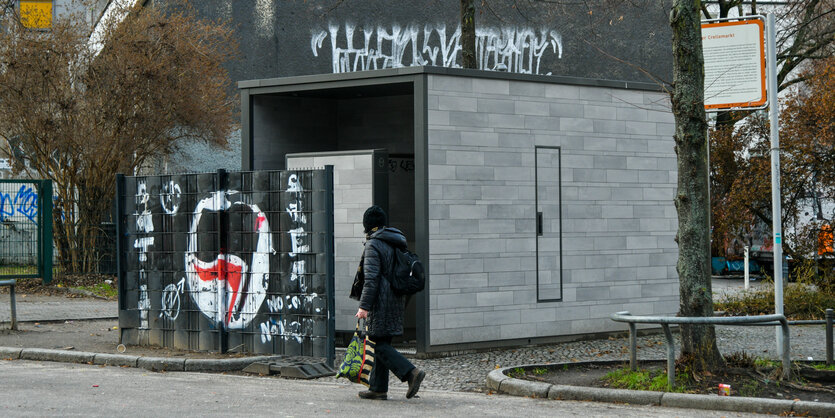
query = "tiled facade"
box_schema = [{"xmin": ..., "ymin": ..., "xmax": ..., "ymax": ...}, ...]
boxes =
[
  {"xmin": 287, "ymin": 152, "xmax": 376, "ymax": 331},
  {"xmin": 426, "ymin": 74, "xmax": 679, "ymax": 346}
]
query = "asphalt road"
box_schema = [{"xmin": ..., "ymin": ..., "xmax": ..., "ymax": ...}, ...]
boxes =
[{"xmin": 0, "ymin": 360, "xmax": 768, "ymax": 417}]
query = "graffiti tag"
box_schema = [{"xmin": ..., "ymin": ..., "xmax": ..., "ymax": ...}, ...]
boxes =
[
  {"xmin": 312, "ymin": 23, "xmax": 562, "ymax": 75},
  {"xmin": 160, "ymin": 277, "xmax": 185, "ymax": 320},
  {"xmin": 160, "ymin": 181, "xmax": 182, "ymax": 215},
  {"xmin": 0, "ymin": 185, "xmax": 39, "ymax": 224}
]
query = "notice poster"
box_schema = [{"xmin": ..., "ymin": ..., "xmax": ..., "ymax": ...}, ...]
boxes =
[{"xmin": 702, "ymin": 19, "xmax": 766, "ymax": 110}]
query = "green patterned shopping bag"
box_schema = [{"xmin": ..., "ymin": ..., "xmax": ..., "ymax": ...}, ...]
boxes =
[{"xmin": 337, "ymin": 320, "xmax": 375, "ymax": 386}]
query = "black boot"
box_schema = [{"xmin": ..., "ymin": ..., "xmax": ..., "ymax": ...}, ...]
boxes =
[
  {"xmin": 406, "ymin": 368, "xmax": 425, "ymax": 399},
  {"xmin": 358, "ymin": 390, "xmax": 387, "ymax": 400}
]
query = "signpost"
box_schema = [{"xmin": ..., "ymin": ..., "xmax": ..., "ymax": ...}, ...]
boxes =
[
  {"xmin": 702, "ymin": 19, "xmax": 767, "ymax": 110},
  {"xmin": 702, "ymin": 14, "xmax": 784, "ymax": 355}
]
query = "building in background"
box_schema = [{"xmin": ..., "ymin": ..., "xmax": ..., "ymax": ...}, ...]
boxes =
[{"xmin": 241, "ymin": 68, "xmax": 679, "ymax": 353}]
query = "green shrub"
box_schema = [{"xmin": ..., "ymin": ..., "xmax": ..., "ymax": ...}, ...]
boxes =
[{"xmin": 715, "ymin": 260, "xmax": 835, "ymax": 320}]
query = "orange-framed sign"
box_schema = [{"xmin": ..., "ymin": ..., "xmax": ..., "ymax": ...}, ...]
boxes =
[
  {"xmin": 701, "ymin": 18, "xmax": 766, "ymax": 110},
  {"xmin": 19, "ymin": 0, "xmax": 53, "ymax": 29}
]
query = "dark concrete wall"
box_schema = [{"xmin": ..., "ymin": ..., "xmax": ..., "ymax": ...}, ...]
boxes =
[
  {"xmin": 252, "ymin": 96, "xmax": 338, "ymax": 170},
  {"xmin": 252, "ymin": 93, "xmax": 414, "ymax": 171},
  {"xmin": 184, "ymin": 0, "xmax": 672, "ymax": 85},
  {"xmin": 336, "ymin": 95, "xmax": 413, "ymax": 153}
]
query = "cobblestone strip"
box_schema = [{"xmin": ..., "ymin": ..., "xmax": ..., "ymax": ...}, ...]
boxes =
[{"xmin": 331, "ymin": 325, "xmax": 831, "ymax": 393}]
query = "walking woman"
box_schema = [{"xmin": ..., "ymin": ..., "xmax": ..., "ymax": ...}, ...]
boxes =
[{"xmin": 355, "ymin": 205, "xmax": 426, "ymax": 400}]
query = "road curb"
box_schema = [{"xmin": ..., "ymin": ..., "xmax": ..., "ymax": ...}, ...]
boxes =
[
  {"xmin": 93, "ymin": 353, "xmax": 140, "ymax": 368},
  {"xmin": 21, "ymin": 348, "xmax": 94, "ymax": 364},
  {"xmin": 0, "ymin": 346, "xmax": 282, "ymax": 373},
  {"xmin": 0, "ymin": 346, "xmax": 22, "ymax": 359},
  {"xmin": 486, "ymin": 362, "xmax": 835, "ymax": 416}
]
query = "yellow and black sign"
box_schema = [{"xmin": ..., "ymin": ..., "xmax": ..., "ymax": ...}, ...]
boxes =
[{"xmin": 20, "ymin": 0, "xmax": 53, "ymax": 29}]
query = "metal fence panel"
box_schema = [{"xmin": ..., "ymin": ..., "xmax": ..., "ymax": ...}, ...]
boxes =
[
  {"xmin": 0, "ymin": 179, "xmax": 52, "ymax": 282},
  {"xmin": 116, "ymin": 169, "xmax": 335, "ymax": 363}
]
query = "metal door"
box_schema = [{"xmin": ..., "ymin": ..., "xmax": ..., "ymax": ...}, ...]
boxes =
[{"xmin": 535, "ymin": 147, "xmax": 562, "ymax": 301}]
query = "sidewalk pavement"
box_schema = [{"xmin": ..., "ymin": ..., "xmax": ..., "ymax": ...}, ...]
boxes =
[
  {"xmin": 0, "ymin": 294, "xmax": 117, "ymax": 323},
  {"xmin": 2, "ymin": 291, "xmax": 834, "ymax": 416},
  {"xmin": 0, "ymin": 294, "xmax": 285, "ymax": 371}
]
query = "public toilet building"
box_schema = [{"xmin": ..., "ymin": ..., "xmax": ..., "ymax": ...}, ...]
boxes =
[{"xmin": 239, "ymin": 67, "xmax": 679, "ymax": 354}]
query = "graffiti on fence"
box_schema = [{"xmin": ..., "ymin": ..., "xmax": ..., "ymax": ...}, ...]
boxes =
[
  {"xmin": 258, "ymin": 173, "xmax": 312, "ymax": 344},
  {"xmin": 160, "ymin": 277, "xmax": 185, "ymax": 320},
  {"xmin": 0, "ymin": 184, "xmax": 39, "ymax": 225},
  {"xmin": 134, "ymin": 180, "xmax": 153, "ymax": 329},
  {"xmin": 185, "ymin": 190, "xmax": 273, "ymax": 329},
  {"xmin": 259, "ymin": 293, "xmax": 323, "ymax": 344},
  {"xmin": 160, "ymin": 181, "xmax": 182, "ymax": 215},
  {"xmin": 311, "ymin": 23, "xmax": 563, "ymax": 75},
  {"xmin": 120, "ymin": 170, "xmax": 331, "ymax": 356},
  {"xmin": 286, "ymin": 173, "xmax": 309, "ymax": 291}
]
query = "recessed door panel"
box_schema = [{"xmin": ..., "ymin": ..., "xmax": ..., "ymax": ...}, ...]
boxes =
[{"xmin": 536, "ymin": 147, "xmax": 562, "ymax": 301}]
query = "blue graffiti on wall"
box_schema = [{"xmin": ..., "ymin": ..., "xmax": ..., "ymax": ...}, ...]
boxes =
[{"xmin": 0, "ymin": 185, "xmax": 38, "ymax": 225}]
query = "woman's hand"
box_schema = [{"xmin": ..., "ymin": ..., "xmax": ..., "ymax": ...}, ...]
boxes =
[{"xmin": 355, "ymin": 308, "xmax": 368, "ymax": 319}]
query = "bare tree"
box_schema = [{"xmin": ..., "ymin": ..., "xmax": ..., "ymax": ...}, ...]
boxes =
[
  {"xmin": 460, "ymin": 0, "xmax": 477, "ymax": 68},
  {"xmin": 670, "ymin": 0, "xmax": 725, "ymax": 371},
  {"xmin": 0, "ymin": 1, "xmax": 238, "ymax": 274}
]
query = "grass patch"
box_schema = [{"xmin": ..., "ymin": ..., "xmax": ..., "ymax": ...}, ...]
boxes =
[
  {"xmin": 71, "ymin": 282, "xmax": 117, "ymax": 299},
  {"xmin": 603, "ymin": 368, "xmax": 687, "ymax": 392},
  {"xmin": 811, "ymin": 363, "xmax": 835, "ymax": 371},
  {"xmin": 508, "ymin": 367, "xmax": 526, "ymax": 378},
  {"xmin": 754, "ymin": 357, "xmax": 779, "ymax": 369},
  {"xmin": 0, "ymin": 265, "xmax": 38, "ymax": 276},
  {"xmin": 532, "ymin": 367, "xmax": 548, "ymax": 375}
]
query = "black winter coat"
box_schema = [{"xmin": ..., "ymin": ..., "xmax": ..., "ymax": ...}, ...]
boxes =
[{"xmin": 359, "ymin": 227, "xmax": 407, "ymax": 337}]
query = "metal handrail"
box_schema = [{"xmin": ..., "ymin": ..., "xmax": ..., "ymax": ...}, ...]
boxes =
[{"xmin": 610, "ymin": 311, "xmax": 791, "ymax": 388}]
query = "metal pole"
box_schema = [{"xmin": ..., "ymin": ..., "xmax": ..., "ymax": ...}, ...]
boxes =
[
  {"xmin": 766, "ymin": 13, "xmax": 785, "ymax": 356},
  {"xmin": 780, "ymin": 317, "xmax": 791, "ymax": 379},
  {"xmin": 827, "ymin": 309, "xmax": 833, "ymax": 365},
  {"xmin": 324, "ymin": 165, "xmax": 336, "ymax": 366},
  {"xmin": 9, "ymin": 280, "xmax": 16, "ymax": 331},
  {"xmin": 744, "ymin": 246, "xmax": 750, "ymax": 290},
  {"xmin": 216, "ymin": 169, "xmax": 228, "ymax": 353},
  {"xmin": 628, "ymin": 322, "xmax": 637, "ymax": 371},
  {"xmin": 662, "ymin": 324, "xmax": 675, "ymax": 388}
]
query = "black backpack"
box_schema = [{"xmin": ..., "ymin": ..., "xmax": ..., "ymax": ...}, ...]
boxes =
[{"xmin": 380, "ymin": 242, "xmax": 425, "ymax": 296}]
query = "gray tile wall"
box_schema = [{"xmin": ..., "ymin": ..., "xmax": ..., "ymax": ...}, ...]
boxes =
[
  {"xmin": 287, "ymin": 152, "xmax": 374, "ymax": 331},
  {"xmin": 427, "ymin": 75, "xmax": 679, "ymax": 346}
]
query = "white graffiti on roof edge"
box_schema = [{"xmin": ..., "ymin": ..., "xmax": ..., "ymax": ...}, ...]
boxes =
[{"xmin": 311, "ymin": 23, "xmax": 563, "ymax": 75}]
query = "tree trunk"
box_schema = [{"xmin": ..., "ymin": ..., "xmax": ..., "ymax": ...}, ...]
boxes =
[
  {"xmin": 460, "ymin": 0, "xmax": 476, "ymax": 69},
  {"xmin": 670, "ymin": 0, "xmax": 725, "ymax": 370}
]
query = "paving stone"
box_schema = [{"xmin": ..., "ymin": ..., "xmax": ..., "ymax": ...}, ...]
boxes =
[
  {"xmin": 137, "ymin": 356, "xmax": 185, "ymax": 372},
  {"xmin": 93, "ymin": 353, "xmax": 139, "ymax": 367},
  {"xmin": 793, "ymin": 400, "xmax": 835, "ymax": 417},
  {"xmin": 0, "ymin": 346, "xmax": 21, "ymax": 359},
  {"xmin": 20, "ymin": 348, "xmax": 94, "ymax": 364}
]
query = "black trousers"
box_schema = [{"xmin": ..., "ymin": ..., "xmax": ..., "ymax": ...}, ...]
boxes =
[{"xmin": 368, "ymin": 336, "xmax": 415, "ymax": 393}]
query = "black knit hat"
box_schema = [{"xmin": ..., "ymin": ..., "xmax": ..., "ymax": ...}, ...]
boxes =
[{"xmin": 363, "ymin": 205, "xmax": 387, "ymax": 234}]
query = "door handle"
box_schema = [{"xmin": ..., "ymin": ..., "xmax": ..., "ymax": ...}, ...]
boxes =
[{"xmin": 537, "ymin": 212, "xmax": 543, "ymax": 236}]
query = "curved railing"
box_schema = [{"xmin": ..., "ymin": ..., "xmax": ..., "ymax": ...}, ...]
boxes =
[{"xmin": 610, "ymin": 311, "xmax": 791, "ymax": 387}]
